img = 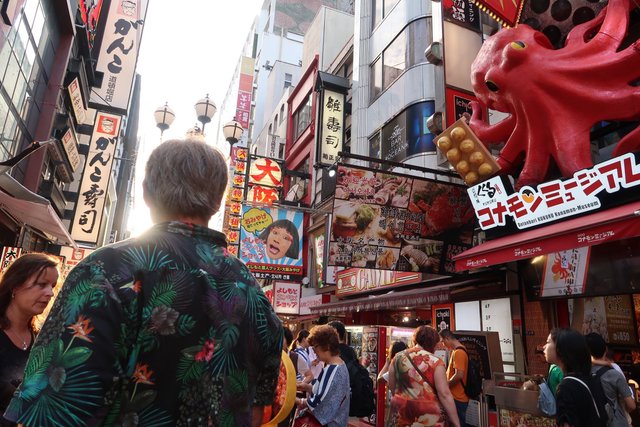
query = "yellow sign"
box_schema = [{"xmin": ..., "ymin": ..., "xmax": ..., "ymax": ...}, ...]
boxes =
[{"xmin": 241, "ymin": 207, "xmax": 273, "ymax": 234}]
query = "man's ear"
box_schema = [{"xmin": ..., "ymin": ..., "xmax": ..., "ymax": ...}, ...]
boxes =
[{"xmin": 142, "ymin": 180, "xmax": 152, "ymax": 209}]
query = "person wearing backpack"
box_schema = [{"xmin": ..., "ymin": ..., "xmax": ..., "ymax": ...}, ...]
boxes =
[
  {"xmin": 585, "ymin": 333, "xmax": 636, "ymax": 426},
  {"xmin": 328, "ymin": 321, "xmax": 376, "ymax": 418},
  {"xmin": 440, "ymin": 329, "xmax": 470, "ymax": 427},
  {"xmin": 549, "ymin": 328, "xmax": 608, "ymax": 427}
]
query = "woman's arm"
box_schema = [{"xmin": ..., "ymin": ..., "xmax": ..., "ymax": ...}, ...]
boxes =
[
  {"xmin": 388, "ymin": 356, "xmax": 396, "ymax": 394},
  {"xmin": 377, "ymin": 358, "xmax": 390, "ymax": 384},
  {"xmin": 434, "ymin": 365, "xmax": 460, "ymax": 427}
]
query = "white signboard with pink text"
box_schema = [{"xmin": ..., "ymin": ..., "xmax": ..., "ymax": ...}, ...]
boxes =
[{"xmin": 273, "ymin": 282, "xmax": 300, "ymax": 315}]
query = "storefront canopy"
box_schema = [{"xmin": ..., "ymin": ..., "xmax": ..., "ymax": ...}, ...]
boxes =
[
  {"xmin": 309, "ymin": 286, "xmax": 450, "ymax": 316},
  {"xmin": 0, "ymin": 185, "xmax": 76, "ymax": 248},
  {"xmin": 454, "ymin": 200, "xmax": 640, "ymax": 271}
]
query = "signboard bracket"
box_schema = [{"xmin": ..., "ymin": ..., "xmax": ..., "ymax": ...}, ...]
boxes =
[{"xmin": 338, "ymin": 151, "xmax": 460, "ymax": 180}]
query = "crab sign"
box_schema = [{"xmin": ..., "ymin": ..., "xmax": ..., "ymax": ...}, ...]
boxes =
[{"xmin": 468, "ymin": 0, "xmax": 640, "ymax": 189}]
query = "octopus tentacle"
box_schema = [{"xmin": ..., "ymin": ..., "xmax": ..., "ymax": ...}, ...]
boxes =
[
  {"xmin": 612, "ymin": 125, "xmax": 640, "ymax": 157},
  {"xmin": 517, "ymin": 150, "xmax": 552, "ymax": 190},
  {"xmin": 591, "ymin": 0, "xmax": 634, "ymax": 49},
  {"xmin": 469, "ymin": 101, "xmax": 516, "ymax": 144},
  {"xmin": 564, "ymin": 8, "xmax": 606, "ymax": 48}
]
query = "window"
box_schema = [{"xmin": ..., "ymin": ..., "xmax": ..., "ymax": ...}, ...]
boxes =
[
  {"xmin": 370, "ymin": 57, "xmax": 382, "ymax": 99},
  {"xmin": 284, "ymin": 73, "xmax": 292, "ymax": 88},
  {"xmin": 280, "ymin": 104, "xmax": 285, "ymax": 123},
  {"xmin": 370, "ymin": 18, "xmax": 432, "ymax": 102},
  {"xmin": 274, "ymin": 114, "xmax": 278, "ymax": 128},
  {"xmin": 293, "ymin": 96, "xmax": 311, "ymax": 141},
  {"xmin": 372, "ymin": 0, "xmax": 400, "ymax": 29}
]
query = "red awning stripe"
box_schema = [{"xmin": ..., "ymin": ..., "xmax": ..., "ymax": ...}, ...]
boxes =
[{"xmin": 454, "ymin": 201, "xmax": 640, "ymax": 271}]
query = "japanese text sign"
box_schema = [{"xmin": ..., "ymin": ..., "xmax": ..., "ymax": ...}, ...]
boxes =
[
  {"xmin": 329, "ymin": 164, "xmax": 474, "ymax": 273},
  {"xmin": 249, "ymin": 157, "xmax": 282, "ymax": 187},
  {"xmin": 90, "ymin": 0, "xmax": 148, "ymax": 114},
  {"xmin": 335, "ymin": 268, "xmax": 422, "ymax": 295},
  {"xmin": 235, "ymin": 57, "xmax": 254, "ymax": 130},
  {"xmin": 239, "ymin": 206, "xmax": 304, "ymax": 280},
  {"xmin": 71, "ymin": 112, "xmax": 122, "ymax": 244},
  {"xmin": 61, "ymin": 128, "xmax": 81, "ymax": 172},
  {"xmin": 318, "ymin": 89, "xmax": 345, "ymax": 165},
  {"xmin": 468, "ymin": 153, "xmax": 640, "ymax": 231},
  {"xmin": 1, "ymin": 246, "xmax": 22, "ymax": 270},
  {"xmin": 273, "ymin": 282, "xmax": 300, "ymax": 315},
  {"xmin": 443, "ymin": 0, "xmax": 481, "ymax": 32},
  {"xmin": 67, "ymin": 77, "xmax": 87, "ymax": 124}
]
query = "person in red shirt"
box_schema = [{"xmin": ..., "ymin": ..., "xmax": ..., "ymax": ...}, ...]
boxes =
[{"xmin": 440, "ymin": 329, "xmax": 469, "ymax": 427}]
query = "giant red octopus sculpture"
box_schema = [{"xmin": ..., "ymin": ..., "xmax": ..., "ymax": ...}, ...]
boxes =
[{"xmin": 468, "ymin": 0, "xmax": 640, "ymax": 189}]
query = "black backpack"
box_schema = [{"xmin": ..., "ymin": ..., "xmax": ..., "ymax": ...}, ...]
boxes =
[
  {"xmin": 590, "ymin": 366, "xmax": 614, "ymax": 427},
  {"xmin": 345, "ymin": 359, "xmax": 376, "ymax": 417},
  {"xmin": 457, "ymin": 347, "xmax": 482, "ymax": 399}
]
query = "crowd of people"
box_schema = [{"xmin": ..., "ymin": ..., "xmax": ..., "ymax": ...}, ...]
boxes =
[{"xmin": 0, "ymin": 138, "xmax": 637, "ymax": 427}]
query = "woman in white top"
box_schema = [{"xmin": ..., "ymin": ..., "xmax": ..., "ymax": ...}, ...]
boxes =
[{"xmin": 290, "ymin": 329, "xmax": 312, "ymax": 381}]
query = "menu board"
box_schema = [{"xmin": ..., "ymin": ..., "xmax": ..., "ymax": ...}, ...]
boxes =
[
  {"xmin": 481, "ymin": 298, "xmax": 515, "ymax": 363},
  {"xmin": 576, "ymin": 296, "xmax": 637, "ymax": 345},
  {"xmin": 328, "ymin": 164, "xmax": 474, "ymax": 272},
  {"xmin": 456, "ymin": 331, "xmax": 503, "ymax": 381}
]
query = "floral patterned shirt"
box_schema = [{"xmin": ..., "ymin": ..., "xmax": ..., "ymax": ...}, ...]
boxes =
[{"xmin": 4, "ymin": 222, "xmax": 283, "ymax": 427}]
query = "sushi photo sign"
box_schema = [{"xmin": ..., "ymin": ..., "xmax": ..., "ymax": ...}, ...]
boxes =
[{"xmin": 328, "ymin": 164, "xmax": 475, "ymax": 273}]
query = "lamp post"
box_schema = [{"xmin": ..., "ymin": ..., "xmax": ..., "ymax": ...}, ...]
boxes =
[
  {"xmin": 153, "ymin": 102, "xmax": 175, "ymax": 141},
  {"xmin": 223, "ymin": 119, "xmax": 244, "ymax": 156},
  {"xmin": 154, "ymin": 95, "xmax": 217, "ymax": 140},
  {"xmin": 195, "ymin": 94, "xmax": 217, "ymax": 134}
]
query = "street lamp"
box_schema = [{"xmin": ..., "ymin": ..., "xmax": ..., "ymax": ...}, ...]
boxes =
[
  {"xmin": 223, "ymin": 119, "xmax": 244, "ymax": 155},
  {"xmin": 154, "ymin": 95, "xmax": 217, "ymax": 140},
  {"xmin": 195, "ymin": 94, "xmax": 217, "ymax": 134},
  {"xmin": 154, "ymin": 102, "xmax": 175, "ymax": 140}
]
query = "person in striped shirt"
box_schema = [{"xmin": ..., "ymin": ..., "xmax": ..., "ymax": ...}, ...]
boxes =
[{"xmin": 295, "ymin": 325, "xmax": 351, "ymax": 427}]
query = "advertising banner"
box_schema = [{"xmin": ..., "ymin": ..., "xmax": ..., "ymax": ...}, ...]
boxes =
[
  {"xmin": 273, "ymin": 282, "xmax": 300, "ymax": 315},
  {"xmin": 380, "ymin": 101, "xmax": 436, "ymax": 164},
  {"xmin": 577, "ymin": 296, "xmax": 636, "ymax": 345},
  {"xmin": 433, "ymin": 304, "xmax": 454, "ymax": 332},
  {"xmin": 328, "ymin": 164, "xmax": 474, "ymax": 273},
  {"xmin": 235, "ymin": 57, "xmax": 255, "ymax": 132},
  {"xmin": 468, "ymin": 153, "xmax": 640, "ymax": 231},
  {"xmin": 239, "ymin": 206, "xmax": 304, "ymax": 280},
  {"xmin": 59, "ymin": 246, "xmax": 94, "ymax": 281},
  {"xmin": 299, "ymin": 294, "xmax": 330, "ymax": 315},
  {"xmin": 90, "ymin": 0, "xmax": 148, "ymax": 113},
  {"xmin": 541, "ymin": 247, "xmax": 590, "ymax": 297},
  {"xmin": 445, "ymin": 86, "xmax": 479, "ymax": 127},
  {"xmin": 71, "ymin": 112, "xmax": 122, "ymax": 244}
]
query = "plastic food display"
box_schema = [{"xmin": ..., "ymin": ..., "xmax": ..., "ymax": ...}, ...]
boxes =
[{"xmin": 435, "ymin": 118, "xmax": 501, "ymax": 186}]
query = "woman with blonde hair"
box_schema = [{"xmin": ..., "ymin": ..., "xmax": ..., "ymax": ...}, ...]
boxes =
[{"xmin": 0, "ymin": 253, "xmax": 59, "ymax": 412}]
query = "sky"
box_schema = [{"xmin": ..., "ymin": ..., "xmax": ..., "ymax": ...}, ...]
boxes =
[{"xmin": 126, "ymin": 0, "xmax": 264, "ymax": 236}]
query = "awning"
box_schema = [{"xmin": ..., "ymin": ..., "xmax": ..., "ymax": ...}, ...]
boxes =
[
  {"xmin": 454, "ymin": 201, "xmax": 640, "ymax": 271},
  {"xmin": 0, "ymin": 140, "xmax": 76, "ymax": 247},
  {"xmin": 0, "ymin": 188, "xmax": 76, "ymax": 247},
  {"xmin": 309, "ymin": 286, "xmax": 450, "ymax": 316}
]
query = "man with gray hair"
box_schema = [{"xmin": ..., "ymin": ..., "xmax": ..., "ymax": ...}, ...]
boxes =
[{"xmin": 4, "ymin": 139, "xmax": 283, "ymax": 427}]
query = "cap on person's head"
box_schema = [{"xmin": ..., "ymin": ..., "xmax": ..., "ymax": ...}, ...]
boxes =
[
  {"xmin": 585, "ymin": 332, "xmax": 607, "ymax": 358},
  {"xmin": 328, "ymin": 320, "xmax": 346, "ymax": 341},
  {"xmin": 143, "ymin": 139, "xmax": 228, "ymax": 221}
]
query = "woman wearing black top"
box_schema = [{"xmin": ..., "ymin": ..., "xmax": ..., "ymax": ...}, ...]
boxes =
[
  {"xmin": 0, "ymin": 254, "xmax": 59, "ymax": 419},
  {"xmin": 549, "ymin": 328, "xmax": 606, "ymax": 427}
]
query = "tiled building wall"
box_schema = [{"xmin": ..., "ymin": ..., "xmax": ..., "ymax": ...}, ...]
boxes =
[{"xmin": 522, "ymin": 290, "xmax": 556, "ymax": 376}]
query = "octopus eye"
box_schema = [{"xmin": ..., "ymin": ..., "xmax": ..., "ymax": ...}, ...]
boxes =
[
  {"xmin": 485, "ymin": 80, "xmax": 500, "ymax": 92},
  {"xmin": 510, "ymin": 41, "xmax": 526, "ymax": 50}
]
